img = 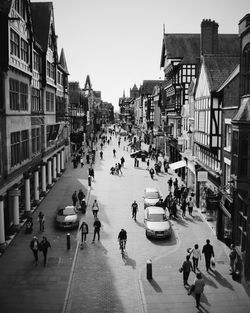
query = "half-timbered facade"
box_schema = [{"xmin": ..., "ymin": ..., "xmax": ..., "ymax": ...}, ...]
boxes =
[{"xmin": 0, "ymin": 0, "xmax": 70, "ymax": 246}]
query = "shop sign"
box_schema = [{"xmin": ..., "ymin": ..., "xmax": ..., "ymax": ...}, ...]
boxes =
[{"xmin": 197, "ymin": 171, "xmax": 208, "ymax": 182}]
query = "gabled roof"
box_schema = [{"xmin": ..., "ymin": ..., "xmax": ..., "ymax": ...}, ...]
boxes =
[
  {"xmin": 30, "ymin": 2, "xmax": 53, "ymax": 51},
  {"xmin": 217, "ymin": 64, "xmax": 239, "ymax": 92},
  {"xmin": 203, "ymin": 55, "xmax": 239, "ymax": 92},
  {"xmin": 141, "ymin": 80, "xmax": 164, "ymax": 95},
  {"xmin": 233, "ymin": 97, "xmax": 250, "ymax": 122},
  {"xmin": 131, "ymin": 84, "xmax": 138, "ymax": 91},
  {"xmin": 58, "ymin": 48, "xmax": 69, "ymax": 74},
  {"xmin": 84, "ymin": 75, "xmax": 92, "ymax": 91},
  {"xmin": 160, "ymin": 33, "xmax": 240, "ymax": 66}
]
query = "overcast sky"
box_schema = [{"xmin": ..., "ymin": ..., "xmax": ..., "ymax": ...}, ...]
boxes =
[{"xmin": 32, "ymin": 0, "xmax": 249, "ymax": 111}]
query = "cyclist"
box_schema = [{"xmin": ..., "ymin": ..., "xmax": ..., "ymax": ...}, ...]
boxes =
[{"xmin": 118, "ymin": 229, "xmax": 127, "ymax": 252}]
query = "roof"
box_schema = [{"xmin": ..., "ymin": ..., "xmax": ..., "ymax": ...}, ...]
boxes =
[
  {"xmin": 203, "ymin": 55, "xmax": 239, "ymax": 92},
  {"xmin": 131, "ymin": 84, "xmax": 138, "ymax": 91},
  {"xmin": 160, "ymin": 33, "xmax": 240, "ymax": 66},
  {"xmin": 233, "ymin": 97, "xmax": 250, "ymax": 122},
  {"xmin": 141, "ymin": 80, "xmax": 164, "ymax": 95},
  {"xmin": 217, "ymin": 64, "xmax": 239, "ymax": 92},
  {"xmin": 147, "ymin": 206, "xmax": 165, "ymax": 214},
  {"xmin": 58, "ymin": 48, "xmax": 69, "ymax": 74},
  {"xmin": 30, "ymin": 2, "xmax": 53, "ymax": 51}
]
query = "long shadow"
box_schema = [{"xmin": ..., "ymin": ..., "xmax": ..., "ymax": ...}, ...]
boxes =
[
  {"xmin": 135, "ymin": 220, "xmax": 145, "ymax": 228},
  {"xmin": 185, "ymin": 216, "xmax": 198, "ymax": 224},
  {"xmin": 201, "ymin": 272, "xmax": 218, "ymax": 288},
  {"xmin": 208, "ymin": 269, "xmax": 234, "ymax": 290},
  {"xmin": 148, "ymin": 279, "xmax": 163, "ymax": 293},
  {"xmin": 172, "ymin": 216, "xmax": 189, "ymax": 227},
  {"xmin": 123, "ymin": 253, "xmax": 136, "ymax": 269},
  {"xmin": 148, "ymin": 234, "xmax": 177, "ymax": 247}
]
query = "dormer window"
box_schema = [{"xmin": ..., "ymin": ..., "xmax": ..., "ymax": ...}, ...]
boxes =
[{"xmin": 242, "ymin": 43, "xmax": 250, "ymax": 95}]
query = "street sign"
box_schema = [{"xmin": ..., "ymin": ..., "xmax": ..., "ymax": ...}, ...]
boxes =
[{"xmin": 197, "ymin": 171, "xmax": 208, "ymax": 182}]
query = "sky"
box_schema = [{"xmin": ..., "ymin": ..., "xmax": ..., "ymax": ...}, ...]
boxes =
[{"xmin": 32, "ymin": 0, "xmax": 250, "ymax": 111}]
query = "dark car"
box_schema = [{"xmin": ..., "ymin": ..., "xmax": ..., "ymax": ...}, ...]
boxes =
[{"xmin": 130, "ymin": 150, "xmax": 149, "ymax": 158}]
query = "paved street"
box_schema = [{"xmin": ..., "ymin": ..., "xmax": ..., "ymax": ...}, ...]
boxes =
[{"xmin": 0, "ymin": 134, "xmax": 250, "ymax": 313}]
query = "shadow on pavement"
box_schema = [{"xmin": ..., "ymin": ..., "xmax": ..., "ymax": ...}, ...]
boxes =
[
  {"xmin": 202, "ymin": 273, "xmax": 218, "ymax": 288},
  {"xmin": 208, "ymin": 269, "xmax": 234, "ymax": 290},
  {"xmin": 123, "ymin": 253, "xmax": 136, "ymax": 269},
  {"xmin": 135, "ymin": 220, "xmax": 145, "ymax": 228},
  {"xmin": 148, "ymin": 279, "xmax": 163, "ymax": 293},
  {"xmin": 149, "ymin": 234, "xmax": 177, "ymax": 247}
]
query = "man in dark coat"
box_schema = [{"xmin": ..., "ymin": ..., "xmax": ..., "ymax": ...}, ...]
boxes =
[
  {"xmin": 202, "ymin": 239, "xmax": 215, "ymax": 271},
  {"xmin": 40, "ymin": 236, "xmax": 51, "ymax": 267},
  {"xmin": 92, "ymin": 217, "xmax": 101, "ymax": 242}
]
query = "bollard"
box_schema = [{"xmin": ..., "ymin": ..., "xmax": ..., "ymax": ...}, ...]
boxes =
[
  {"xmin": 88, "ymin": 175, "xmax": 92, "ymax": 187},
  {"xmin": 146, "ymin": 259, "xmax": 152, "ymax": 280},
  {"xmin": 67, "ymin": 233, "xmax": 70, "ymax": 250}
]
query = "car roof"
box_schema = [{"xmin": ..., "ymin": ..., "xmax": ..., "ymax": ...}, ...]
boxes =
[
  {"xmin": 147, "ymin": 206, "xmax": 165, "ymax": 214},
  {"xmin": 64, "ymin": 206, "xmax": 75, "ymax": 210},
  {"xmin": 145, "ymin": 187, "xmax": 159, "ymax": 193}
]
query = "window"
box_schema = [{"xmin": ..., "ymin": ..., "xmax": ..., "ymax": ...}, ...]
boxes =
[
  {"xmin": 47, "ymin": 61, "xmax": 55, "ymax": 79},
  {"xmin": 14, "ymin": 0, "xmax": 26, "ymax": 20},
  {"xmin": 46, "ymin": 91, "xmax": 54, "ymax": 112},
  {"xmin": 11, "ymin": 131, "xmax": 20, "ymax": 167},
  {"xmin": 242, "ymin": 44, "xmax": 250, "ymax": 95},
  {"xmin": 31, "ymin": 88, "xmax": 41, "ymax": 112},
  {"xmin": 20, "ymin": 82, "xmax": 28, "ymax": 110},
  {"xmin": 33, "ymin": 52, "xmax": 41, "ymax": 72},
  {"xmin": 21, "ymin": 38, "xmax": 28, "ymax": 62},
  {"xmin": 239, "ymin": 136, "xmax": 248, "ymax": 176},
  {"xmin": 224, "ymin": 163, "xmax": 231, "ymax": 189},
  {"xmin": 21, "ymin": 130, "xmax": 29, "ymax": 161},
  {"xmin": 31, "ymin": 128, "xmax": 40, "ymax": 154},
  {"xmin": 225, "ymin": 124, "xmax": 232, "ymax": 150},
  {"xmin": 9, "ymin": 78, "xmax": 19, "ymax": 110},
  {"xmin": 10, "ymin": 29, "xmax": 20, "ymax": 57}
]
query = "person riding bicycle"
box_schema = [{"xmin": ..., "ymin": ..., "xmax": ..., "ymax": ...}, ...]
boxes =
[{"xmin": 118, "ymin": 229, "xmax": 127, "ymax": 251}]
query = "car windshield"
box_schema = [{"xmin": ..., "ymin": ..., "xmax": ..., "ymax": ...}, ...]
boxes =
[
  {"xmin": 58, "ymin": 207, "xmax": 76, "ymax": 216},
  {"xmin": 145, "ymin": 192, "xmax": 159, "ymax": 199},
  {"xmin": 148, "ymin": 213, "xmax": 166, "ymax": 222}
]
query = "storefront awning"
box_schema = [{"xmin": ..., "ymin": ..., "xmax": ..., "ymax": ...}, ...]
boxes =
[{"xmin": 169, "ymin": 160, "xmax": 186, "ymax": 170}]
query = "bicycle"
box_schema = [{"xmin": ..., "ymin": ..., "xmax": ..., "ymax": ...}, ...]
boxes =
[{"xmin": 119, "ymin": 239, "xmax": 126, "ymax": 255}]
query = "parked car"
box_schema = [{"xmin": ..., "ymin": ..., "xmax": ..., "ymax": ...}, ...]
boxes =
[
  {"xmin": 130, "ymin": 150, "xmax": 149, "ymax": 159},
  {"xmin": 55, "ymin": 205, "xmax": 79, "ymax": 229},
  {"xmin": 144, "ymin": 206, "xmax": 171, "ymax": 239},
  {"xmin": 143, "ymin": 187, "xmax": 161, "ymax": 209}
]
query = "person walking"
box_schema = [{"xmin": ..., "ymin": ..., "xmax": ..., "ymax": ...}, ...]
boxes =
[
  {"xmin": 120, "ymin": 156, "xmax": 125, "ymax": 167},
  {"xmin": 113, "ymin": 149, "xmax": 116, "ymax": 157},
  {"xmin": 100, "ymin": 151, "xmax": 103, "ymax": 160},
  {"xmin": 78, "ymin": 189, "xmax": 85, "ymax": 206},
  {"xmin": 89, "ymin": 166, "xmax": 95, "ymax": 181},
  {"xmin": 72, "ymin": 190, "xmax": 77, "ymax": 206},
  {"xmin": 80, "ymin": 156, "xmax": 84, "ymax": 168},
  {"xmin": 131, "ymin": 200, "xmax": 138, "ymax": 221},
  {"xmin": 149, "ymin": 167, "xmax": 154, "ymax": 179},
  {"xmin": 38, "ymin": 211, "xmax": 45, "ymax": 232},
  {"xmin": 92, "ymin": 217, "xmax": 101, "ymax": 242},
  {"xmin": 79, "ymin": 220, "xmax": 89, "ymax": 245},
  {"xmin": 168, "ymin": 177, "xmax": 173, "ymax": 192},
  {"xmin": 229, "ymin": 244, "xmax": 237, "ymax": 274},
  {"xmin": 146, "ymin": 159, "xmax": 150, "ymax": 170},
  {"xmin": 192, "ymin": 272, "xmax": 205, "ymax": 309},
  {"xmin": 117, "ymin": 162, "xmax": 122, "ymax": 175},
  {"xmin": 202, "ymin": 239, "xmax": 215, "ymax": 271},
  {"xmin": 190, "ymin": 244, "xmax": 201, "ymax": 273},
  {"xmin": 187, "ymin": 196, "xmax": 194, "ymax": 217},
  {"xmin": 181, "ymin": 255, "xmax": 193, "ymax": 287},
  {"xmin": 30, "ymin": 236, "xmax": 40, "ymax": 265},
  {"xmin": 173, "ymin": 178, "xmax": 178, "ymax": 189},
  {"xmin": 40, "ymin": 236, "xmax": 51, "ymax": 267},
  {"xmin": 92, "ymin": 199, "xmax": 99, "ymax": 217},
  {"xmin": 180, "ymin": 199, "xmax": 187, "ymax": 218}
]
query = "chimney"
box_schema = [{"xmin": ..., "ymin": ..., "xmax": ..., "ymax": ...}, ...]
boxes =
[{"xmin": 200, "ymin": 19, "xmax": 219, "ymax": 55}]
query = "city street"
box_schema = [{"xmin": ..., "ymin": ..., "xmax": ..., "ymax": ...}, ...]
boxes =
[{"xmin": 0, "ymin": 133, "xmax": 250, "ymax": 313}]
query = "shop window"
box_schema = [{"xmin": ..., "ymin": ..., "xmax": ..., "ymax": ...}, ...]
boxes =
[
  {"xmin": 224, "ymin": 124, "xmax": 231, "ymax": 150},
  {"xmin": 10, "ymin": 29, "xmax": 20, "ymax": 58}
]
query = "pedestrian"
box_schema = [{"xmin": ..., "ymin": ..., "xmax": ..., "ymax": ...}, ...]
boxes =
[
  {"xmin": 149, "ymin": 167, "xmax": 154, "ymax": 179},
  {"xmin": 40, "ymin": 236, "xmax": 51, "ymax": 267},
  {"xmin": 80, "ymin": 156, "xmax": 84, "ymax": 168},
  {"xmin": 168, "ymin": 177, "xmax": 173, "ymax": 192},
  {"xmin": 100, "ymin": 151, "xmax": 103, "ymax": 159},
  {"xmin": 89, "ymin": 166, "xmax": 95, "ymax": 180},
  {"xmin": 113, "ymin": 149, "xmax": 116, "ymax": 157},
  {"xmin": 30, "ymin": 236, "xmax": 40, "ymax": 265},
  {"xmin": 190, "ymin": 244, "xmax": 201, "ymax": 273},
  {"xmin": 181, "ymin": 199, "xmax": 187, "ymax": 218},
  {"xmin": 100, "ymin": 142, "xmax": 103, "ymax": 150},
  {"xmin": 136, "ymin": 158, "xmax": 139, "ymax": 167},
  {"xmin": 181, "ymin": 255, "xmax": 193, "ymax": 287},
  {"xmin": 121, "ymin": 156, "xmax": 125, "ymax": 167},
  {"xmin": 187, "ymin": 196, "xmax": 194, "ymax": 217},
  {"xmin": 173, "ymin": 178, "xmax": 178, "ymax": 189},
  {"xmin": 117, "ymin": 162, "xmax": 122, "ymax": 174},
  {"xmin": 229, "ymin": 244, "xmax": 237, "ymax": 274},
  {"xmin": 38, "ymin": 211, "xmax": 45, "ymax": 232},
  {"xmin": 72, "ymin": 190, "xmax": 77, "ymax": 206},
  {"xmin": 202, "ymin": 239, "xmax": 215, "ymax": 271},
  {"xmin": 118, "ymin": 140, "xmax": 121, "ymax": 147},
  {"xmin": 78, "ymin": 189, "xmax": 85, "ymax": 206},
  {"xmin": 79, "ymin": 220, "xmax": 89, "ymax": 245},
  {"xmin": 134, "ymin": 157, "xmax": 137, "ymax": 167},
  {"xmin": 171, "ymin": 199, "xmax": 178, "ymax": 219},
  {"xmin": 131, "ymin": 200, "xmax": 138, "ymax": 220},
  {"xmin": 92, "ymin": 199, "xmax": 99, "ymax": 217},
  {"xmin": 192, "ymin": 272, "xmax": 205, "ymax": 309},
  {"xmin": 86, "ymin": 154, "xmax": 90, "ymax": 164},
  {"xmin": 146, "ymin": 159, "xmax": 150, "ymax": 170},
  {"xmin": 92, "ymin": 217, "xmax": 101, "ymax": 242}
]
